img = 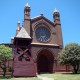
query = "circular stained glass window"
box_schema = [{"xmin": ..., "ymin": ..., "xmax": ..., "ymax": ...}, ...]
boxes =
[{"xmin": 35, "ymin": 27, "xmax": 50, "ymax": 42}]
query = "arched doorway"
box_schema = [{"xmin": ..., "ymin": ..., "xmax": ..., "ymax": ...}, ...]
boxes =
[{"xmin": 37, "ymin": 49, "xmax": 54, "ymax": 73}]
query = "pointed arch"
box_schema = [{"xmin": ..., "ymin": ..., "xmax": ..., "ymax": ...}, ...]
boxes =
[{"xmin": 37, "ymin": 48, "xmax": 54, "ymax": 73}]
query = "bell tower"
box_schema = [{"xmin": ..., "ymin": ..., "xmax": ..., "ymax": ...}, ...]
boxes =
[
  {"xmin": 53, "ymin": 8, "xmax": 63, "ymax": 48},
  {"xmin": 24, "ymin": 3, "xmax": 31, "ymax": 36}
]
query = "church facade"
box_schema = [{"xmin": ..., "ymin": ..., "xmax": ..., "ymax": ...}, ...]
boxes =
[{"xmin": 11, "ymin": 3, "xmax": 70, "ymax": 77}]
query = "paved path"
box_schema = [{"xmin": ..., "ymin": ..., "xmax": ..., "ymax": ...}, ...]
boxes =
[{"xmin": 37, "ymin": 75, "xmax": 54, "ymax": 80}]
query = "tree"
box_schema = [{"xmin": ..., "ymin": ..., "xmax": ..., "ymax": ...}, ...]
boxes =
[
  {"xmin": 58, "ymin": 43, "xmax": 80, "ymax": 74},
  {"xmin": 0, "ymin": 45, "xmax": 12, "ymax": 78}
]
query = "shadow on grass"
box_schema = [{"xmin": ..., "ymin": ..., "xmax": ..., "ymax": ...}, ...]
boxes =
[
  {"xmin": 58, "ymin": 72, "xmax": 80, "ymax": 75},
  {"xmin": 39, "ymin": 72, "xmax": 53, "ymax": 75},
  {"xmin": 39, "ymin": 72, "xmax": 80, "ymax": 75},
  {"xmin": 0, "ymin": 75, "xmax": 12, "ymax": 79}
]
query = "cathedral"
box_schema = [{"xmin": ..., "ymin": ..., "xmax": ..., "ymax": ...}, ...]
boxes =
[{"xmin": 11, "ymin": 3, "xmax": 70, "ymax": 77}]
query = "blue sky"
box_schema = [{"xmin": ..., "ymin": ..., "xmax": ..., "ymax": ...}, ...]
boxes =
[{"xmin": 0, "ymin": 0, "xmax": 80, "ymax": 45}]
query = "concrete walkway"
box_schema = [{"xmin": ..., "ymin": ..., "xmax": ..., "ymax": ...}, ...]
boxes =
[{"xmin": 37, "ymin": 75, "xmax": 54, "ymax": 80}]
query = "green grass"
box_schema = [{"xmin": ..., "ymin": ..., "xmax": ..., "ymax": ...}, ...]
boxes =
[
  {"xmin": 0, "ymin": 77, "xmax": 40, "ymax": 80},
  {"xmin": 12, "ymin": 78, "xmax": 41, "ymax": 80},
  {"xmin": 40, "ymin": 73, "xmax": 80, "ymax": 80},
  {"xmin": 0, "ymin": 73, "xmax": 80, "ymax": 80}
]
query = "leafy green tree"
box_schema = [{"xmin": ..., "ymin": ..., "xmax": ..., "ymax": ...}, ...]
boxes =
[
  {"xmin": 0, "ymin": 45, "xmax": 12, "ymax": 78},
  {"xmin": 58, "ymin": 43, "xmax": 80, "ymax": 74}
]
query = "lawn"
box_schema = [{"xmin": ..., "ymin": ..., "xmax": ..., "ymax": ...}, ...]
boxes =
[
  {"xmin": 0, "ymin": 73, "xmax": 80, "ymax": 80},
  {"xmin": 0, "ymin": 77, "xmax": 41, "ymax": 80},
  {"xmin": 40, "ymin": 73, "xmax": 80, "ymax": 80}
]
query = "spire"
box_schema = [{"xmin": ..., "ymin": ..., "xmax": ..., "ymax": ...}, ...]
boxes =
[
  {"xmin": 17, "ymin": 21, "xmax": 20, "ymax": 30},
  {"xmin": 54, "ymin": 8, "xmax": 59, "ymax": 13},
  {"xmin": 18, "ymin": 21, "xmax": 20, "ymax": 24},
  {"xmin": 40, "ymin": 12, "xmax": 43, "ymax": 16},
  {"xmin": 16, "ymin": 21, "xmax": 21, "ymax": 35},
  {"xmin": 53, "ymin": 8, "xmax": 60, "ymax": 18},
  {"xmin": 25, "ymin": 3, "xmax": 30, "ymax": 7}
]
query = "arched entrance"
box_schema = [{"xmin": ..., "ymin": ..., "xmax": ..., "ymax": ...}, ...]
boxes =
[{"xmin": 37, "ymin": 49, "xmax": 54, "ymax": 73}]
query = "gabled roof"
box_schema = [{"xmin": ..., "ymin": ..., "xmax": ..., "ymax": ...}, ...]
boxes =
[
  {"xmin": 31, "ymin": 14, "xmax": 54, "ymax": 26},
  {"xmin": 16, "ymin": 27, "xmax": 31, "ymax": 38}
]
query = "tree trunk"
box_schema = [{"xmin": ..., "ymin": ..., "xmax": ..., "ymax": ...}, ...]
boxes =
[
  {"xmin": 0, "ymin": 63, "xmax": 6, "ymax": 78},
  {"xmin": 73, "ymin": 64, "xmax": 79, "ymax": 74},
  {"xmin": 74, "ymin": 68, "xmax": 77, "ymax": 74},
  {"xmin": 3, "ymin": 68, "xmax": 6, "ymax": 78}
]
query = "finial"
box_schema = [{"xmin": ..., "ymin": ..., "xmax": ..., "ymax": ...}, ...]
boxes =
[
  {"xmin": 2, "ymin": 41, "xmax": 5, "ymax": 44},
  {"xmin": 40, "ymin": 12, "xmax": 43, "ymax": 16},
  {"xmin": 54, "ymin": 8, "xmax": 59, "ymax": 13},
  {"xmin": 17, "ymin": 21, "xmax": 20, "ymax": 30},
  {"xmin": 18, "ymin": 21, "xmax": 20, "ymax": 24},
  {"xmin": 11, "ymin": 37, "xmax": 14, "ymax": 39},
  {"xmin": 25, "ymin": 3, "xmax": 30, "ymax": 7}
]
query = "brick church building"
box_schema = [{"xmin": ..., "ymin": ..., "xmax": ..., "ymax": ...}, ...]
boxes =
[{"xmin": 10, "ymin": 3, "xmax": 70, "ymax": 77}]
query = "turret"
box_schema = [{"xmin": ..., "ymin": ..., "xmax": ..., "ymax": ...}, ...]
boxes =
[
  {"xmin": 53, "ymin": 8, "xmax": 60, "ymax": 25},
  {"xmin": 16, "ymin": 21, "xmax": 21, "ymax": 35},
  {"xmin": 24, "ymin": 3, "xmax": 30, "ymax": 20},
  {"xmin": 23, "ymin": 3, "xmax": 31, "ymax": 36},
  {"xmin": 53, "ymin": 8, "xmax": 63, "ymax": 48}
]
